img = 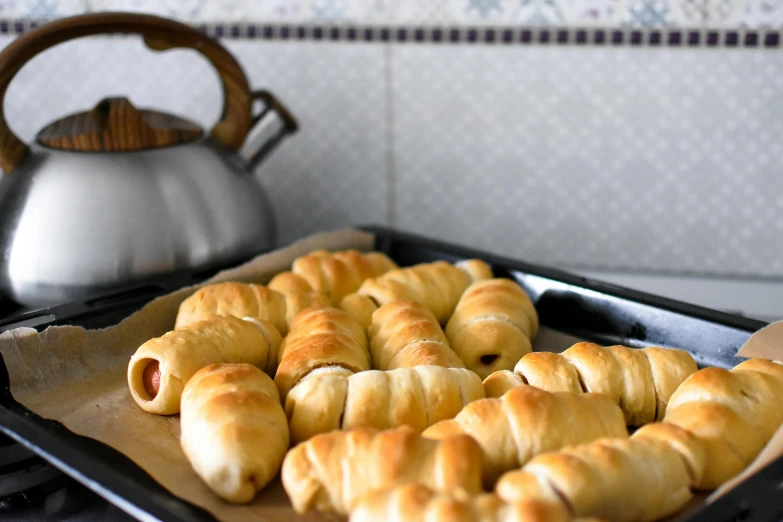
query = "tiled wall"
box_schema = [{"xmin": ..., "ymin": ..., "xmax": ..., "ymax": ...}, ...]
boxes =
[
  {"xmin": 0, "ymin": 3, "xmax": 781, "ymax": 278},
  {"xmin": 2, "ymin": 0, "xmax": 783, "ymax": 29}
]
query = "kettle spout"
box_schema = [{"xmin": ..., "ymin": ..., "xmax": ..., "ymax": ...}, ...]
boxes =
[{"xmin": 239, "ymin": 90, "xmax": 298, "ymax": 172}]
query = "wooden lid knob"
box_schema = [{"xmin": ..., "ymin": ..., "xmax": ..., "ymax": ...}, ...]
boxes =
[{"xmin": 35, "ymin": 97, "xmax": 203, "ymax": 152}]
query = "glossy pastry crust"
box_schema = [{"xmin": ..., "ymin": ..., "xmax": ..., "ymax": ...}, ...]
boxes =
[
  {"xmin": 281, "ymin": 426, "xmax": 483, "ymax": 516},
  {"xmin": 368, "ymin": 299, "xmax": 464, "ymax": 370},
  {"xmin": 127, "ymin": 315, "xmax": 281, "ymax": 415},
  {"xmin": 285, "ymin": 365, "xmax": 485, "ymax": 443},
  {"xmin": 174, "ymin": 282, "xmax": 287, "ymax": 334},
  {"xmin": 423, "ymin": 385, "xmax": 628, "ymax": 486},
  {"xmin": 663, "ymin": 358, "xmax": 783, "ymax": 489},
  {"xmin": 273, "ymin": 306, "xmax": 370, "ymax": 397},
  {"xmin": 358, "ymin": 259, "xmax": 493, "ymax": 324},
  {"xmin": 180, "ymin": 363, "xmax": 289, "ymax": 503},
  {"xmin": 496, "ymin": 423, "xmax": 706, "ymax": 522},
  {"xmin": 350, "ymin": 484, "xmax": 573, "ymax": 522},
  {"xmin": 445, "ymin": 278, "xmax": 539, "ymax": 379},
  {"xmin": 268, "ymin": 249, "xmax": 398, "ymax": 303},
  {"xmin": 482, "ymin": 343, "xmax": 698, "ymax": 426}
]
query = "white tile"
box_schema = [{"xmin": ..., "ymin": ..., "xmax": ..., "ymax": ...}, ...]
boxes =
[
  {"xmin": 227, "ymin": 41, "xmax": 389, "ymax": 244},
  {"xmin": 390, "ymin": 44, "xmax": 783, "ymax": 276}
]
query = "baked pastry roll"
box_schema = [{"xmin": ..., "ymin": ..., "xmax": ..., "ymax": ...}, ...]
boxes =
[
  {"xmin": 268, "ymin": 249, "xmax": 397, "ymax": 303},
  {"xmin": 445, "ymin": 278, "xmax": 539, "ymax": 379},
  {"xmin": 174, "ymin": 281, "xmax": 331, "ymax": 340},
  {"xmin": 423, "ymin": 385, "xmax": 628, "ymax": 486},
  {"xmin": 496, "ymin": 423, "xmax": 705, "ymax": 522},
  {"xmin": 350, "ymin": 484, "xmax": 574, "ymax": 522},
  {"xmin": 174, "ymin": 282, "xmax": 287, "ymax": 333},
  {"xmin": 127, "ymin": 315, "xmax": 281, "ymax": 415},
  {"xmin": 281, "ymin": 426, "xmax": 483, "ymax": 516},
  {"xmin": 368, "ymin": 300, "xmax": 464, "ymax": 370},
  {"xmin": 339, "ymin": 293, "xmax": 379, "ymax": 332},
  {"xmin": 663, "ymin": 358, "xmax": 783, "ymax": 489},
  {"xmin": 483, "ymin": 343, "xmax": 697, "ymax": 425},
  {"xmin": 274, "ymin": 306, "xmax": 369, "ymax": 398},
  {"xmin": 285, "ymin": 365, "xmax": 484, "ymax": 443},
  {"xmin": 358, "ymin": 259, "xmax": 493, "ymax": 324},
  {"xmin": 180, "ymin": 363, "xmax": 289, "ymax": 503}
]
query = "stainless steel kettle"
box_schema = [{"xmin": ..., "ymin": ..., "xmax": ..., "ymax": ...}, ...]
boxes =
[{"xmin": 0, "ymin": 13, "xmax": 298, "ymax": 307}]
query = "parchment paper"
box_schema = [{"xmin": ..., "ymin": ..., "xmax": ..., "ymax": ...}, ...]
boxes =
[
  {"xmin": 1, "ymin": 228, "xmax": 781, "ymax": 521},
  {"xmin": 0, "ymin": 229, "xmax": 374, "ymax": 522}
]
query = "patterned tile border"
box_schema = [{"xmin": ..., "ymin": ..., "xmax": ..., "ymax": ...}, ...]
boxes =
[{"xmin": 2, "ymin": 20, "xmax": 780, "ymax": 48}]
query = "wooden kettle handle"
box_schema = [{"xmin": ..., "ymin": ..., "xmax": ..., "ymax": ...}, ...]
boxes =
[{"xmin": 0, "ymin": 12, "xmax": 254, "ymax": 173}]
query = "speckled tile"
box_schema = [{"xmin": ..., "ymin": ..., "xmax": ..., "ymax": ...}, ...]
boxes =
[{"xmin": 390, "ymin": 44, "xmax": 783, "ymax": 276}]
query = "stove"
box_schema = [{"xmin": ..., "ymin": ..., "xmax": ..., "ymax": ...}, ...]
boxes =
[{"xmin": 0, "ymin": 433, "xmax": 133, "ymax": 521}]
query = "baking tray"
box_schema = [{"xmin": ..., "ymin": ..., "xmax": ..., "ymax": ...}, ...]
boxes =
[{"xmin": 0, "ymin": 225, "xmax": 781, "ymax": 522}]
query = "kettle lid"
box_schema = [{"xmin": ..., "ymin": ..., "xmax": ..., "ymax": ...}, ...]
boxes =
[{"xmin": 35, "ymin": 96, "xmax": 203, "ymax": 152}]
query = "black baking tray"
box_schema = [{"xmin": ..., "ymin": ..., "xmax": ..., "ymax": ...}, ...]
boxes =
[{"xmin": 0, "ymin": 226, "xmax": 781, "ymax": 522}]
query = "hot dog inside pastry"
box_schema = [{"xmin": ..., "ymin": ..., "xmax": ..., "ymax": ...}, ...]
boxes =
[
  {"xmin": 357, "ymin": 260, "xmax": 492, "ymax": 324},
  {"xmin": 285, "ymin": 365, "xmax": 484, "ymax": 443},
  {"xmin": 127, "ymin": 315, "xmax": 281, "ymax": 415},
  {"xmin": 368, "ymin": 299, "xmax": 464, "ymax": 370},
  {"xmin": 174, "ymin": 281, "xmax": 330, "ymax": 340},
  {"xmin": 281, "ymin": 426, "xmax": 483, "ymax": 516},
  {"xmin": 423, "ymin": 385, "xmax": 628, "ymax": 486},
  {"xmin": 180, "ymin": 363, "xmax": 289, "ymax": 503},
  {"xmin": 268, "ymin": 249, "xmax": 398, "ymax": 303},
  {"xmin": 445, "ymin": 278, "xmax": 539, "ymax": 379},
  {"xmin": 483, "ymin": 343, "xmax": 697, "ymax": 426}
]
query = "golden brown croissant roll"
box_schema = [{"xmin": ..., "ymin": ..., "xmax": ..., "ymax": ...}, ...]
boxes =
[
  {"xmin": 483, "ymin": 343, "xmax": 697, "ymax": 426},
  {"xmin": 339, "ymin": 293, "xmax": 379, "ymax": 332},
  {"xmin": 368, "ymin": 300, "xmax": 465, "ymax": 370},
  {"xmin": 350, "ymin": 484, "xmax": 574, "ymax": 522},
  {"xmin": 174, "ymin": 282, "xmax": 288, "ymax": 333},
  {"xmin": 423, "ymin": 385, "xmax": 628, "ymax": 486},
  {"xmin": 180, "ymin": 363, "xmax": 289, "ymax": 503},
  {"xmin": 281, "ymin": 291, "xmax": 332, "ymax": 334},
  {"xmin": 663, "ymin": 358, "xmax": 783, "ymax": 489},
  {"xmin": 496, "ymin": 423, "xmax": 705, "ymax": 522},
  {"xmin": 285, "ymin": 365, "xmax": 484, "ymax": 443},
  {"xmin": 127, "ymin": 315, "xmax": 281, "ymax": 415},
  {"xmin": 174, "ymin": 281, "xmax": 331, "ymax": 340},
  {"xmin": 445, "ymin": 278, "xmax": 538, "ymax": 379},
  {"xmin": 267, "ymin": 271, "xmax": 313, "ymax": 295},
  {"xmin": 454, "ymin": 258, "xmax": 495, "ymax": 283},
  {"xmin": 281, "ymin": 426, "xmax": 483, "ymax": 516},
  {"xmin": 268, "ymin": 249, "xmax": 397, "ymax": 304},
  {"xmin": 274, "ymin": 307, "xmax": 369, "ymax": 398},
  {"xmin": 358, "ymin": 260, "xmax": 492, "ymax": 324}
]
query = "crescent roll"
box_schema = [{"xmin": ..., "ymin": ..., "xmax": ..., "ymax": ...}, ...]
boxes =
[
  {"xmin": 358, "ymin": 260, "xmax": 493, "ymax": 324},
  {"xmin": 274, "ymin": 307, "xmax": 369, "ymax": 398},
  {"xmin": 350, "ymin": 484, "xmax": 574, "ymax": 522},
  {"xmin": 368, "ymin": 300, "xmax": 465, "ymax": 370},
  {"xmin": 496, "ymin": 423, "xmax": 706, "ymax": 522},
  {"xmin": 445, "ymin": 278, "xmax": 539, "ymax": 379},
  {"xmin": 339, "ymin": 293, "xmax": 379, "ymax": 332},
  {"xmin": 663, "ymin": 358, "xmax": 783, "ymax": 489},
  {"xmin": 285, "ymin": 365, "xmax": 484, "ymax": 443},
  {"xmin": 423, "ymin": 385, "xmax": 628, "ymax": 486},
  {"xmin": 127, "ymin": 315, "xmax": 281, "ymax": 415},
  {"xmin": 174, "ymin": 281, "xmax": 331, "ymax": 342},
  {"xmin": 174, "ymin": 282, "xmax": 287, "ymax": 333},
  {"xmin": 180, "ymin": 363, "xmax": 289, "ymax": 503},
  {"xmin": 268, "ymin": 249, "xmax": 397, "ymax": 303},
  {"xmin": 281, "ymin": 426, "xmax": 483, "ymax": 516},
  {"xmin": 483, "ymin": 343, "xmax": 697, "ymax": 425}
]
